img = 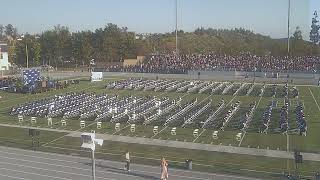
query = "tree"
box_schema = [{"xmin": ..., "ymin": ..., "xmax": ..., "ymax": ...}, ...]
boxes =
[
  {"xmin": 4, "ymin": 24, "xmax": 17, "ymax": 39},
  {"xmin": 40, "ymin": 30, "xmax": 58, "ymax": 66},
  {"xmin": 31, "ymin": 39, "xmax": 41, "ymax": 66},
  {"xmin": 293, "ymin": 26, "xmax": 302, "ymax": 40},
  {"xmin": 0, "ymin": 24, "xmax": 4, "ymax": 40},
  {"xmin": 310, "ymin": 11, "xmax": 320, "ymax": 45},
  {"xmin": 291, "ymin": 26, "xmax": 306, "ymax": 55}
]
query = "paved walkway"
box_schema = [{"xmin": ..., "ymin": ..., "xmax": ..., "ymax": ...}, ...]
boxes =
[{"xmin": 1, "ymin": 123, "xmax": 320, "ymax": 162}]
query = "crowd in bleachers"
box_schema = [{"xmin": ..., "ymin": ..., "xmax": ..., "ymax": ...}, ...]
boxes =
[{"xmin": 104, "ymin": 54, "xmax": 320, "ymax": 74}]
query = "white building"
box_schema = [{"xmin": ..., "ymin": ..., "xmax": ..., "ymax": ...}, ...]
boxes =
[{"xmin": 0, "ymin": 43, "xmax": 9, "ymax": 70}]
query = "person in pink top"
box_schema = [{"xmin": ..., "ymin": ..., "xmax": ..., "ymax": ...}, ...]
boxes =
[{"xmin": 160, "ymin": 157, "xmax": 169, "ymax": 180}]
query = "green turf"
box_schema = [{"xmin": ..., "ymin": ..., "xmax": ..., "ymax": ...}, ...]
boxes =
[{"xmin": 0, "ymin": 125, "xmax": 318, "ymax": 179}]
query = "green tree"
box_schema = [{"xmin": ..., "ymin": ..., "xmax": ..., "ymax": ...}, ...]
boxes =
[
  {"xmin": 310, "ymin": 11, "xmax": 320, "ymax": 45},
  {"xmin": 4, "ymin": 24, "xmax": 17, "ymax": 40},
  {"xmin": 293, "ymin": 26, "xmax": 302, "ymax": 40},
  {"xmin": 31, "ymin": 39, "xmax": 41, "ymax": 66},
  {"xmin": 0, "ymin": 24, "xmax": 4, "ymax": 40},
  {"xmin": 40, "ymin": 30, "xmax": 58, "ymax": 66}
]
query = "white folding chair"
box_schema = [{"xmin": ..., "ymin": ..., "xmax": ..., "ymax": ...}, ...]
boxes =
[
  {"xmin": 115, "ymin": 123, "xmax": 120, "ymax": 132},
  {"xmin": 130, "ymin": 124, "xmax": 136, "ymax": 132},
  {"xmin": 97, "ymin": 121, "xmax": 102, "ymax": 129},
  {"xmin": 236, "ymin": 132, "xmax": 242, "ymax": 141},
  {"xmin": 193, "ymin": 129, "xmax": 199, "ymax": 137},
  {"xmin": 80, "ymin": 120, "xmax": 85, "ymax": 128},
  {"xmin": 31, "ymin": 117, "xmax": 37, "ymax": 124},
  {"xmin": 47, "ymin": 117, "xmax": 53, "ymax": 126},
  {"xmin": 212, "ymin": 131, "xmax": 218, "ymax": 140},
  {"xmin": 171, "ymin": 127, "xmax": 177, "ymax": 136},
  {"xmin": 61, "ymin": 119, "xmax": 67, "ymax": 126},
  {"xmin": 18, "ymin": 115, "xmax": 23, "ymax": 123},
  {"xmin": 153, "ymin": 126, "xmax": 159, "ymax": 135}
]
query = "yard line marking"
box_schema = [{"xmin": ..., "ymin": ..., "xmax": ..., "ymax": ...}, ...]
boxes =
[
  {"xmin": 151, "ymin": 126, "xmax": 168, "ymax": 138},
  {"xmin": 193, "ymin": 129, "xmax": 206, "ymax": 143},
  {"xmin": 41, "ymin": 121, "xmax": 96, "ymax": 147},
  {"xmin": 42, "ymin": 89, "xmax": 168, "ymax": 144},
  {"xmin": 308, "ymin": 87, "xmax": 320, "ymax": 111},
  {"xmin": 111, "ymin": 90, "xmax": 169, "ymax": 135},
  {"xmin": 238, "ymin": 95, "xmax": 263, "ymax": 147},
  {"xmin": 225, "ymin": 93, "xmax": 238, "ymax": 107},
  {"xmin": 238, "ymin": 131, "xmax": 247, "ymax": 147},
  {"xmin": 112, "ymin": 124, "xmax": 130, "ymax": 135}
]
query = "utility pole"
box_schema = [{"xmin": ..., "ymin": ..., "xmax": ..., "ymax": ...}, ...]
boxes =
[
  {"xmin": 287, "ymin": 0, "xmax": 291, "ymax": 55},
  {"xmin": 26, "ymin": 43, "xmax": 29, "ymax": 68},
  {"xmin": 175, "ymin": 0, "xmax": 178, "ymax": 55}
]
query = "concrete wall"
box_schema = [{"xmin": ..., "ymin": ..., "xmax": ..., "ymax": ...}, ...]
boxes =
[{"xmin": 40, "ymin": 70, "xmax": 320, "ymax": 85}]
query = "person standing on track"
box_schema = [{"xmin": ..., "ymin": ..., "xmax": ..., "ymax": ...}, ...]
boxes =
[
  {"xmin": 124, "ymin": 150, "xmax": 130, "ymax": 172},
  {"xmin": 160, "ymin": 157, "xmax": 168, "ymax": 180}
]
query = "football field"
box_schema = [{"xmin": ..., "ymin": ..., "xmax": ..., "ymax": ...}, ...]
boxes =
[{"xmin": 1, "ymin": 78, "xmax": 320, "ymax": 178}]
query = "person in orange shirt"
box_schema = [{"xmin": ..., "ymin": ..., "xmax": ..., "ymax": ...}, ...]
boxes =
[{"xmin": 160, "ymin": 157, "xmax": 168, "ymax": 180}]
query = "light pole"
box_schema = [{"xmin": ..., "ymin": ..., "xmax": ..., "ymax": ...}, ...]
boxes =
[
  {"xmin": 175, "ymin": 0, "xmax": 178, "ymax": 55},
  {"xmin": 81, "ymin": 131, "xmax": 103, "ymax": 180},
  {"xmin": 17, "ymin": 35, "xmax": 29, "ymax": 68},
  {"xmin": 287, "ymin": 0, "xmax": 291, "ymax": 55}
]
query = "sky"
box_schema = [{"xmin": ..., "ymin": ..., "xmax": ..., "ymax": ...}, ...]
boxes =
[{"xmin": 1, "ymin": 0, "xmax": 319, "ymax": 40}]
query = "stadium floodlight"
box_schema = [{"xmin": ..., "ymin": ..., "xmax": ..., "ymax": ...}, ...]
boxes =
[
  {"xmin": 17, "ymin": 35, "xmax": 29, "ymax": 68},
  {"xmin": 81, "ymin": 132, "xmax": 103, "ymax": 180}
]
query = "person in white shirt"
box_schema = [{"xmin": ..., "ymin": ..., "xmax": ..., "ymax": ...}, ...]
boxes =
[{"xmin": 124, "ymin": 150, "xmax": 130, "ymax": 172}]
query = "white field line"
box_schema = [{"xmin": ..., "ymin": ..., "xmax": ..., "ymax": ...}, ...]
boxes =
[
  {"xmin": 193, "ymin": 129, "xmax": 206, "ymax": 143},
  {"xmin": 111, "ymin": 90, "xmax": 170, "ymax": 135},
  {"xmin": 150, "ymin": 126, "xmax": 168, "ymax": 138},
  {"xmin": 42, "ymin": 89, "xmax": 169, "ymax": 144},
  {"xmin": 308, "ymin": 87, "xmax": 320, "ymax": 111},
  {"xmin": 41, "ymin": 121, "xmax": 96, "ymax": 147},
  {"xmin": 158, "ymin": 92, "xmax": 212, "ymax": 139},
  {"xmin": 238, "ymin": 95, "xmax": 263, "ymax": 147},
  {"xmin": 187, "ymin": 93, "xmax": 214, "ymax": 142}
]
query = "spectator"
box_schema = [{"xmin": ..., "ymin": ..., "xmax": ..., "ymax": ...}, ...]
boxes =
[
  {"xmin": 124, "ymin": 150, "xmax": 130, "ymax": 172},
  {"xmin": 104, "ymin": 53, "xmax": 320, "ymax": 74},
  {"xmin": 160, "ymin": 157, "xmax": 169, "ymax": 180}
]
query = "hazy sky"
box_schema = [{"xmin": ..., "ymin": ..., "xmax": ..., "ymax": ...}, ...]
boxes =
[{"xmin": 1, "ymin": 0, "xmax": 319, "ymax": 40}]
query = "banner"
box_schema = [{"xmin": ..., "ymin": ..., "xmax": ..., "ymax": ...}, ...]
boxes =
[{"xmin": 91, "ymin": 72, "xmax": 103, "ymax": 82}]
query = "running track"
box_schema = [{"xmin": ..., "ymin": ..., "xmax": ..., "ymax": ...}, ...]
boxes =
[{"xmin": 0, "ymin": 146, "xmax": 257, "ymax": 180}]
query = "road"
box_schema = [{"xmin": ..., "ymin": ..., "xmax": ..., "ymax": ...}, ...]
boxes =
[{"xmin": 0, "ymin": 146, "xmax": 257, "ymax": 180}]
